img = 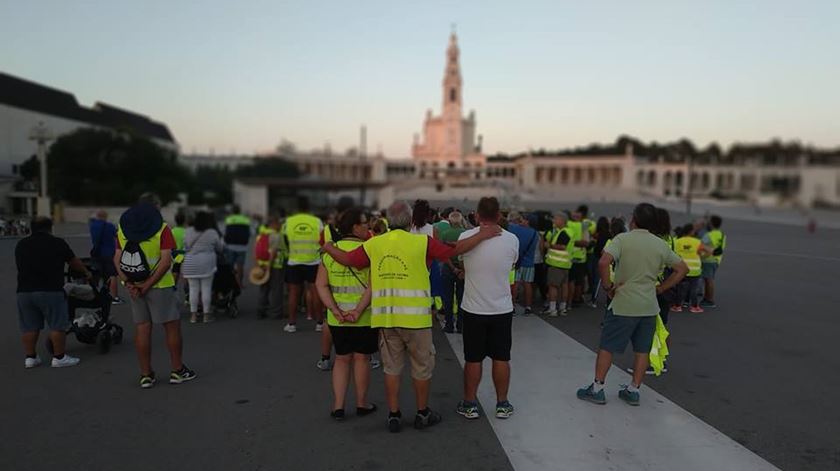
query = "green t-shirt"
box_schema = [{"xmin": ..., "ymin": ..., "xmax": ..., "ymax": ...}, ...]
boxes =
[
  {"xmin": 605, "ymin": 229, "xmax": 681, "ymax": 317},
  {"xmin": 438, "ymin": 224, "xmax": 465, "ymax": 265}
]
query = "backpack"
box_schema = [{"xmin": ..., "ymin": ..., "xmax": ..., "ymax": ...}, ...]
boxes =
[
  {"xmin": 119, "ymin": 240, "xmax": 152, "ymax": 282},
  {"xmin": 254, "ymin": 233, "xmax": 271, "ymax": 263}
]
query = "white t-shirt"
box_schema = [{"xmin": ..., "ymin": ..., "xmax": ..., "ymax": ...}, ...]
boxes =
[
  {"xmin": 411, "ymin": 223, "xmax": 434, "ymax": 237},
  {"xmin": 458, "ymin": 227, "xmax": 519, "ymax": 315}
]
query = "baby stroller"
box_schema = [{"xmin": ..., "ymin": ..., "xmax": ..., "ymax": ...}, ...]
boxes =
[
  {"xmin": 48, "ymin": 258, "xmax": 124, "ymax": 354},
  {"xmin": 212, "ymin": 259, "xmax": 241, "ymax": 318}
]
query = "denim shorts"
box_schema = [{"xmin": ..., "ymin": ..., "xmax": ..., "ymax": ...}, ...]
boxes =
[
  {"xmin": 17, "ymin": 291, "xmax": 70, "ymax": 333},
  {"xmin": 701, "ymin": 262, "xmax": 718, "ymax": 280},
  {"xmin": 515, "ymin": 266, "xmax": 535, "ymax": 283},
  {"xmin": 599, "ymin": 309, "xmax": 656, "ymax": 354}
]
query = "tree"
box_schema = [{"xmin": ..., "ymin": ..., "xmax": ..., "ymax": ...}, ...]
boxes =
[
  {"xmin": 19, "ymin": 155, "xmax": 40, "ymax": 181},
  {"xmin": 47, "ymin": 128, "xmax": 190, "ymax": 205},
  {"xmin": 188, "ymin": 165, "xmax": 233, "ymax": 206}
]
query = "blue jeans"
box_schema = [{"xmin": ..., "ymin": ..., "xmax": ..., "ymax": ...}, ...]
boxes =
[
  {"xmin": 678, "ymin": 276, "xmax": 702, "ymax": 307},
  {"xmin": 441, "ymin": 264, "xmax": 464, "ymax": 329}
]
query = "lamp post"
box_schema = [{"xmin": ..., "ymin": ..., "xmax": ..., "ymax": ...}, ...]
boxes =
[{"xmin": 28, "ymin": 121, "xmax": 53, "ymax": 217}]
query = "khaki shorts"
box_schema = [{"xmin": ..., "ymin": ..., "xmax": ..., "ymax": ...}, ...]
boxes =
[
  {"xmin": 129, "ymin": 288, "xmax": 181, "ymax": 325},
  {"xmin": 379, "ymin": 328, "xmax": 436, "ymax": 380},
  {"xmin": 547, "ymin": 266, "xmax": 570, "ymax": 286}
]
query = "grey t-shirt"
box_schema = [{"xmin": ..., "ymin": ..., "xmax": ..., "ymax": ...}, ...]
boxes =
[{"xmin": 605, "ymin": 229, "xmax": 681, "ymax": 317}]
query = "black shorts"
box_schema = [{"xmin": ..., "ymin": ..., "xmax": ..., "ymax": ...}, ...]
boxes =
[
  {"xmin": 570, "ymin": 262, "xmax": 587, "ymax": 283},
  {"xmin": 330, "ymin": 325, "xmax": 380, "ymax": 355},
  {"xmin": 284, "ymin": 264, "xmax": 317, "ymax": 284},
  {"xmin": 462, "ymin": 311, "xmax": 513, "ymax": 362}
]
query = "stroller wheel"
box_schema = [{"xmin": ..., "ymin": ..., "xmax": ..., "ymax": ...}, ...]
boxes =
[
  {"xmin": 97, "ymin": 330, "xmax": 112, "ymax": 354},
  {"xmin": 112, "ymin": 326, "xmax": 123, "ymax": 345}
]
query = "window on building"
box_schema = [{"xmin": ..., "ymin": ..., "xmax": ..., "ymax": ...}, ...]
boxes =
[{"xmin": 450, "ymin": 88, "xmax": 457, "ymax": 102}]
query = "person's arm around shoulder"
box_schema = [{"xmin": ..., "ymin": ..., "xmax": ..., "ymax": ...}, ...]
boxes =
[
  {"xmin": 322, "ymin": 242, "xmax": 370, "ymax": 269},
  {"xmin": 450, "ymin": 223, "xmax": 501, "ymax": 257}
]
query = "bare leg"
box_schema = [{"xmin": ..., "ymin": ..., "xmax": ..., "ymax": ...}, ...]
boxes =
[
  {"xmin": 561, "ymin": 282, "xmax": 570, "ymax": 306},
  {"xmin": 412, "ymin": 378, "xmax": 431, "ymax": 410},
  {"xmin": 162, "ymin": 320, "xmax": 184, "ymax": 371},
  {"xmin": 492, "ymin": 360, "xmax": 510, "ymax": 402},
  {"xmin": 547, "ymin": 285, "xmax": 558, "ymax": 303},
  {"xmin": 309, "ymin": 284, "xmax": 324, "ymax": 322},
  {"xmin": 523, "ymin": 282, "xmax": 533, "ymax": 308},
  {"xmin": 321, "ymin": 324, "xmax": 332, "ymax": 357},
  {"xmin": 463, "ymin": 362, "xmax": 482, "ymax": 402},
  {"xmin": 352, "ymin": 353, "xmax": 371, "ymax": 408},
  {"xmin": 594, "ymin": 349, "xmax": 613, "ymax": 383},
  {"xmin": 135, "ymin": 322, "xmax": 153, "ymax": 375},
  {"xmin": 48, "ymin": 330, "xmax": 67, "ymax": 357},
  {"xmin": 705, "ymin": 278, "xmax": 715, "ymax": 302},
  {"xmin": 631, "ymin": 353, "xmax": 649, "ymax": 387},
  {"xmin": 22, "ymin": 331, "xmax": 39, "ymax": 356},
  {"xmin": 384, "ymin": 373, "xmax": 401, "ymax": 413},
  {"xmin": 286, "ymin": 283, "xmax": 301, "ymax": 324},
  {"xmin": 331, "ymin": 354, "xmax": 351, "ymax": 410},
  {"xmin": 109, "ymin": 277, "xmax": 118, "ymax": 299}
]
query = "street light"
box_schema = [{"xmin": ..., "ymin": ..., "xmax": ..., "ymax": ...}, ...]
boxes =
[{"xmin": 28, "ymin": 121, "xmax": 53, "ymax": 217}]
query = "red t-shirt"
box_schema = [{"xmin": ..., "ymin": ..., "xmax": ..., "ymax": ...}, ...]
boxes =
[
  {"xmin": 343, "ymin": 235, "xmax": 455, "ymax": 269},
  {"xmin": 116, "ymin": 226, "xmax": 176, "ymax": 251}
]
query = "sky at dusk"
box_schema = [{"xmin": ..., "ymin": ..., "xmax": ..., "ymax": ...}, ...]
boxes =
[{"xmin": 1, "ymin": 0, "xmax": 838, "ymax": 157}]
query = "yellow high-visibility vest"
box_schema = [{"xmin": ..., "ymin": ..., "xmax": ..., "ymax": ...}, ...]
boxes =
[
  {"xmin": 363, "ymin": 230, "xmax": 431, "ymax": 329},
  {"xmin": 567, "ymin": 220, "xmax": 586, "ymax": 263},
  {"xmin": 171, "ymin": 226, "xmax": 186, "ymax": 264},
  {"xmin": 324, "ymin": 238, "xmax": 371, "ymax": 327},
  {"xmin": 117, "ymin": 224, "xmax": 175, "ymax": 289},
  {"xmin": 545, "ymin": 227, "xmax": 573, "ymax": 269},
  {"xmin": 284, "ymin": 213, "xmax": 322, "ymax": 264},
  {"xmin": 703, "ymin": 229, "xmax": 726, "ymax": 264},
  {"xmin": 675, "ymin": 236, "xmax": 702, "ymax": 277}
]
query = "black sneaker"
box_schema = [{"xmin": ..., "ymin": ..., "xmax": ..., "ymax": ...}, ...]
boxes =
[
  {"xmin": 357, "ymin": 403, "xmax": 377, "ymax": 416},
  {"xmin": 414, "ymin": 408, "xmax": 442, "ymax": 429},
  {"xmin": 523, "ymin": 307, "xmax": 533, "ymax": 316},
  {"xmin": 443, "ymin": 324, "xmax": 454, "ymax": 334},
  {"xmin": 140, "ymin": 372, "xmax": 156, "ymax": 389},
  {"xmin": 169, "ymin": 365, "xmax": 197, "ymax": 384},
  {"xmin": 330, "ymin": 409, "xmax": 345, "ymax": 421},
  {"xmin": 388, "ymin": 412, "xmax": 402, "ymax": 433}
]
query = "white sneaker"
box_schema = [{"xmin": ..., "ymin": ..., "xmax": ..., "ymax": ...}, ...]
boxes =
[
  {"xmin": 545, "ymin": 310, "xmax": 558, "ymax": 318},
  {"xmin": 51, "ymin": 355, "xmax": 81, "ymax": 368},
  {"xmin": 283, "ymin": 324, "xmax": 297, "ymax": 333},
  {"xmin": 561, "ymin": 307, "xmax": 570, "ymax": 316},
  {"xmin": 315, "ymin": 322, "xmax": 324, "ymax": 332},
  {"xmin": 25, "ymin": 356, "xmax": 42, "ymax": 369}
]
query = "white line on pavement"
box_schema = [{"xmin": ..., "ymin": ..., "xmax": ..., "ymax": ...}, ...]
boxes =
[{"xmin": 443, "ymin": 316, "xmax": 779, "ymax": 471}]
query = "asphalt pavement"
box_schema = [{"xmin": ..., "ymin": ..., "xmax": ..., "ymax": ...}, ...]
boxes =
[{"xmin": 2, "ymin": 205, "xmax": 839, "ymax": 471}]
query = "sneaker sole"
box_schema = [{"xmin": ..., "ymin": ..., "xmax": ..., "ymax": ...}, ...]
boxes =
[
  {"xmin": 621, "ymin": 399, "xmax": 640, "ymax": 406},
  {"xmin": 51, "ymin": 361, "xmax": 80, "ymax": 368},
  {"xmin": 140, "ymin": 382, "xmax": 156, "ymax": 389},
  {"xmin": 169, "ymin": 375, "xmax": 196, "ymax": 384},
  {"xmin": 456, "ymin": 410, "xmax": 480, "ymax": 420},
  {"xmin": 496, "ymin": 411, "xmax": 514, "ymax": 419},
  {"xmin": 577, "ymin": 395, "xmax": 607, "ymax": 405}
]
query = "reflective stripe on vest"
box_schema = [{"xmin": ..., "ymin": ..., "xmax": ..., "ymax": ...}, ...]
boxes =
[
  {"xmin": 116, "ymin": 223, "xmax": 175, "ymax": 289},
  {"xmin": 324, "ymin": 238, "xmax": 371, "ymax": 327},
  {"xmin": 545, "ymin": 227, "xmax": 573, "ymax": 269},
  {"xmin": 285, "ymin": 214, "xmax": 321, "ymax": 264},
  {"xmin": 675, "ymin": 236, "xmax": 702, "ymax": 277},
  {"xmin": 364, "ymin": 230, "xmax": 431, "ymax": 328}
]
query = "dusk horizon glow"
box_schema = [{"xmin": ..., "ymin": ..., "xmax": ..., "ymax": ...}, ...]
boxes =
[{"xmin": 2, "ymin": 0, "xmax": 838, "ymax": 157}]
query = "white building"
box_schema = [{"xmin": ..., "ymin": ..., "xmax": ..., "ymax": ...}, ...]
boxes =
[{"xmin": 0, "ymin": 72, "xmax": 177, "ymax": 214}]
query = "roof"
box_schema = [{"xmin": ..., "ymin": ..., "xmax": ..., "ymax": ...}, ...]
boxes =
[{"xmin": 0, "ymin": 72, "xmax": 175, "ymax": 142}]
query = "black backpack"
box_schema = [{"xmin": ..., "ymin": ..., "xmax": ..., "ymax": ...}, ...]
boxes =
[{"xmin": 119, "ymin": 240, "xmax": 152, "ymax": 282}]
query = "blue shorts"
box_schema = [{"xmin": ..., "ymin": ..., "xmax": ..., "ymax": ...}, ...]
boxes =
[
  {"xmin": 599, "ymin": 310, "xmax": 656, "ymax": 354},
  {"xmin": 225, "ymin": 249, "xmax": 247, "ymax": 268},
  {"xmin": 701, "ymin": 262, "xmax": 718, "ymax": 280},
  {"xmin": 515, "ymin": 266, "xmax": 535, "ymax": 283},
  {"xmin": 17, "ymin": 292, "xmax": 70, "ymax": 333}
]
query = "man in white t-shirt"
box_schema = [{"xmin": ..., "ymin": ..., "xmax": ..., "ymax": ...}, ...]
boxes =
[{"xmin": 455, "ymin": 197, "xmax": 519, "ymax": 421}]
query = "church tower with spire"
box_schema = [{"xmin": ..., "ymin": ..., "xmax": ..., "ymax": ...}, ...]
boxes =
[{"xmin": 412, "ymin": 31, "xmax": 484, "ymax": 178}]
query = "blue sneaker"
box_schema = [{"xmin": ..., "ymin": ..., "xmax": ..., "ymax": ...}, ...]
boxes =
[
  {"xmin": 618, "ymin": 386, "xmax": 640, "ymax": 406},
  {"xmin": 495, "ymin": 400, "xmax": 514, "ymax": 419},
  {"xmin": 576, "ymin": 384, "xmax": 606, "ymax": 405},
  {"xmin": 699, "ymin": 299, "xmax": 717, "ymax": 308},
  {"xmin": 456, "ymin": 400, "xmax": 481, "ymax": 419}
]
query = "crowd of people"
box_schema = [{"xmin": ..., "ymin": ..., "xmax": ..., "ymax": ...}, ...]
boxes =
[{"xmin": 15, "ymin": 192, "xmax": 729, "ymax": 433}]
